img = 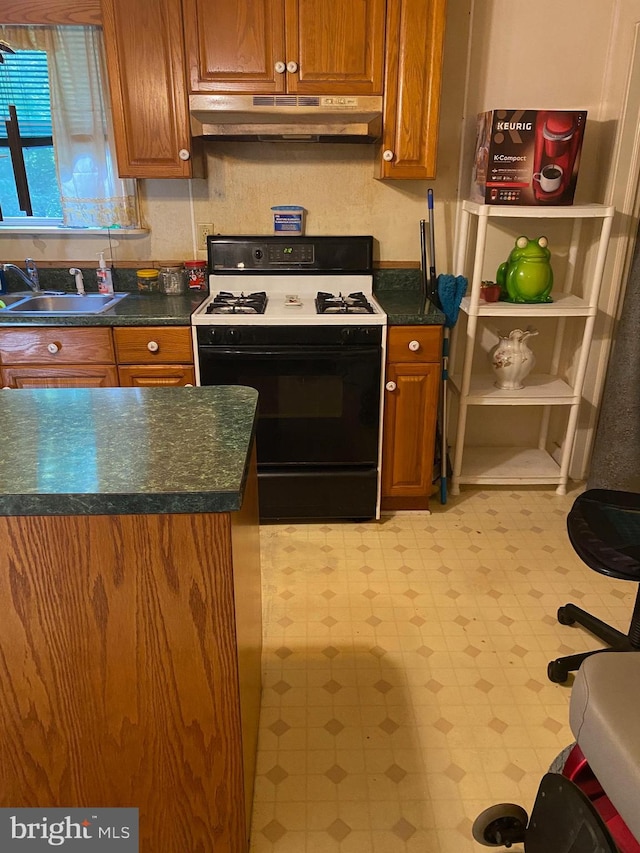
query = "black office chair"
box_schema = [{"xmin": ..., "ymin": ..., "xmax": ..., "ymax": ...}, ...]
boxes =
[{"xmin": 547, "ymin": 489, "xmax": 640, "ymax": 683}]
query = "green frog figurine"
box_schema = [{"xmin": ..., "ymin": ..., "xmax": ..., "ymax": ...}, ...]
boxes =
[{"xmin": 496, "ymin": 236, "xmax": 553, "ymax": 303}]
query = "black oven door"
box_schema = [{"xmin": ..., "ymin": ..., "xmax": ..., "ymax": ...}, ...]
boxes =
[
  {"xmin": 198, "ymin": 344, "xmax": 381, "ymax": 466},
  {"xmin": 197, "ymin": 343, "xmax": 382, "ymax": 520}
]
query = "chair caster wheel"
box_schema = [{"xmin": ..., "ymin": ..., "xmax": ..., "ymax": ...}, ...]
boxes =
[
  {"xmin": 472, "ymin": 803, "xmax": 528, "ymax": 847},
  {"xmin": 557, "ymin": 606, "xmax": 576, "ymax": 626},
  {"xmin": 548, "ymin": 660, "xmax": 569, "ymax": 683}
]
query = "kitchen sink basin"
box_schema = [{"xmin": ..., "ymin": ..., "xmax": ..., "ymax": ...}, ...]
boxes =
[
  {"xmin": 2, "ymin": 292, "xmax": 128, "ymax": 315},
  {"xmin": 0, "ymin": 292, "xmax": 34, "ymax": 307}
]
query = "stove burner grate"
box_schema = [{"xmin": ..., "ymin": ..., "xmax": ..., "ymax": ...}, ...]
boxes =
[
  {"xmin": 315, "ymin": 291, "xmax": 375, "ymax": 315},
  {"xmin": 206, "ymin": 291, "xmax": 268, "ymax": 315}
]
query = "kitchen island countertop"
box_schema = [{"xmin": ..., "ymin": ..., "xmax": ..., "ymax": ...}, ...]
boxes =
[{"xmin": 0, "ymin": 384, "xmax": 258, "ymax": 516}]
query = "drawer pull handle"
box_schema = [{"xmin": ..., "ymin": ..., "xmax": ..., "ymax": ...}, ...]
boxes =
[
  {"xmin": 47, "ymin": 342, "xmax": 60, "ymax": 354},
  {"xmin": 385, "ymin": 381, "xmax": 397, "ymax": 392},
  {"xmin": 408, "ymin": 340, "xmax": 421, "ymax": 352},
  {"xmin": 147, "ymin": 341, "xmax": 159, "ymax": 353}
]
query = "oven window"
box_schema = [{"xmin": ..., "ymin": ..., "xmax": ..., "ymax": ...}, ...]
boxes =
[{"xmin": 261, "ymin": 376, "xmax": 343, "ymax": 419}]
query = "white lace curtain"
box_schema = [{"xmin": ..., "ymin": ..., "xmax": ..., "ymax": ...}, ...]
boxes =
[{"xmin": 0, "ymin": 24, "xmax": 138, "ymax": 228}]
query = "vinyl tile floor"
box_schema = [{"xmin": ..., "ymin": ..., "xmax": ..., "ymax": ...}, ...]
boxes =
[{"xmin": 249, "ymin": 486, "xmax": 633, "ymax": 853}]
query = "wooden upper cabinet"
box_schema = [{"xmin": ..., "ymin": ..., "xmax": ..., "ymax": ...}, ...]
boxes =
[
  {"xmin": 101, "ymin": 0, "xmax": 199, "ymax": 178},
  {"xmin": 379, "ymin": 0, "xmax": 447, "ymax": 180},
  {"xmin": 183, "ymin": 0, "xmax": 386, "ymax": 95},
  {"xmin": 183, "ymin": 0, "xmax": 286, "ymax": 93}
]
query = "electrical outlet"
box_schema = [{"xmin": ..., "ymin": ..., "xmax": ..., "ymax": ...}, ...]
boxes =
[{"xmin": 197, "ymin": 222, "xmax": 213, "ymax": 251}]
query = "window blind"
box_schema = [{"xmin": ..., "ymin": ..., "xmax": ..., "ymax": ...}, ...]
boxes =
[{"xmin": 0, "ymin": 49, "xmax": 52, "ymax": 140}]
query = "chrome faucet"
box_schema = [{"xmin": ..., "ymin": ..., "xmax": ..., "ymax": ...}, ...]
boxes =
[{"xmin": 1, "ymin": 259, "xmax": 40, "ymax": 292}]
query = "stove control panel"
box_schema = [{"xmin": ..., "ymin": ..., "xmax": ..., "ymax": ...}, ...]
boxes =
[{"xmin": 207, "ymin": 235, "xmax": 373, "ymax": 274}]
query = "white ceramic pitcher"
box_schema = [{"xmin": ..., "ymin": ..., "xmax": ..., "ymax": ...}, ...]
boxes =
[{"xmin": 490, "ymin": 327, "xmax": 539, "ymax": 390}]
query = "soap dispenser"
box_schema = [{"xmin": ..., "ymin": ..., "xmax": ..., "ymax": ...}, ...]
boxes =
[{"xmin": 97, "ymin": 251, "xmax": 114, "ymax": 295}]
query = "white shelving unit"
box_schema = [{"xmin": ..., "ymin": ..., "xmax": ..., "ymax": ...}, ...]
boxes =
[{"xmin": 450, "ymin": 200, "xmax": 615, "ymax": 495}]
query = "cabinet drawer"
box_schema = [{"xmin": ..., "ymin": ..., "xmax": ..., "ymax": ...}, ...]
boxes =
[
  {"xmin": 386, "ymin": 326, "xmax": 442, "ymax": 363},
  {"xmin": 114, "ymin": 326, "xmax": 193, "ymax": 364},
  {"xmin": 0, "ymin": 327, "xmax": 115, "ymax": 364}
]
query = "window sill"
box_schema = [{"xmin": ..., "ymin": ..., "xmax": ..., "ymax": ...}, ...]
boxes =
[{"xmin": 0, "ymin": 226, "xmax": 149, "ymax": 236}]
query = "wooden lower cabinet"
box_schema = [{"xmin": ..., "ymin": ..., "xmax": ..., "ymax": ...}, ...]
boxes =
[
  {"xmin": 118, "ymin": 364, "xmax": 196, "ymax": 387},
  {"xmin": 381, "ymin": 325, "xmax": 442, "ymax": 510},
  {"xmin": 2, "ymin": 365, "xmax": 118, "ymax": 388},
  {"xmin": 0, "ymin": 327, "xmax": 118, "ymax": 389},
  {"xmin": 0, "ymin": 325, "xmax": 195, "ymax": 389},
  {"xmin": 114, "ymin": 326, "xmax": 195, "ymax": 387}
]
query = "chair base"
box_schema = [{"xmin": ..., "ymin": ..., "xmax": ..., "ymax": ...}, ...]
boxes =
[{"xmin": 548, "ymin": 602, "xmax": 640, "ymax": 684}]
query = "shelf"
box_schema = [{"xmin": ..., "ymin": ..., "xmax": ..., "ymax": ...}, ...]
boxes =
[
  {"xmin": 449, "ymin": 373, "xmax": 577, "ymax": 405},
  {"xmin": 460, "ymin": 292, "xmax": 593, "ymax": 317},
  {"xmin": 455, "ymin": 446, "xmax": 561, "ymax": 485},
  {"xmin": 450, "ymin": 198, "xmax": 614, "ymax": 496},
  {"xmin": 461, "ymin": 200, "xmax": 615, "ymax": 220}
]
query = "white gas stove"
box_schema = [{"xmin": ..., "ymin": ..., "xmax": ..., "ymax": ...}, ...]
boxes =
[
  {"xmin": 191, "ymin": 235, "xmax": 387, "ymax": 522},
  {"xmin": 192, "ymin": 236, "xmax": 386, "ymax": 327}
]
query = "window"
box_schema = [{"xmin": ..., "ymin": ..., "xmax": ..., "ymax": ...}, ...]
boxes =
[
  {"xmin": 0, "ymin": 26, "xmax": 139, "ymax": 230},
  {"xmin": 0, "ymin": 47, "xmax": 63, "ymax": 221}
]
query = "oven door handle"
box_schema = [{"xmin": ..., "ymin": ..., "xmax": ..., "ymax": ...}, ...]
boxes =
[{"xmin": 200, "ymin": 346, "xmax": 379, "ymax": 359}]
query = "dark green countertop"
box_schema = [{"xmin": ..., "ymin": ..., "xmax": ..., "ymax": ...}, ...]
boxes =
[
  {"xmin": 0, "ymin": 292, "xmax": 205, "ymax": 327},
  {"xmin": 0, "ymin": 385, "xmax": 258, "ymax": 516},
  {"xmin": 374, "ymin": 270, "xmax": 446, "ymax": 326}
]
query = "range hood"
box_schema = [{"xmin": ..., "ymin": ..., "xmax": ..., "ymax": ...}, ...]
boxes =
[{"xmin": 189, "ymin": 94, "xmax": 383, "ymax": 142}]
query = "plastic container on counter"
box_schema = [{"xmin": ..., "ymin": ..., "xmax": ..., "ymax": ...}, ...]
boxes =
[
  {"xmin": 137, "ymin": 268, "xmax": 159, "ymax": 293},
  {"xmin": 158, "ymin": 265, "xmax": 187, "ymax": 295},
  {"xmin": 271, "ymin": 205, "xmax": 305, "ymax": 235},
  {"xmin": 184, "ymin": 260, "xmax": 207, "ymax": 290}
]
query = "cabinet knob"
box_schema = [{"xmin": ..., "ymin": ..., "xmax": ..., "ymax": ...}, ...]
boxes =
[
  {"xmin": 2, "ymin": 385, "xmax": 11, "ymax": 390},
  {"xmin": 275, "ymin": 61, "xmax": 286, "ymax": 73},
  {"xmin": 385, "ymin": 381, "xmax": 397, "ymax": 392},
  {"xmin": 178, "ymin": 149, "xmax": 190, "ymax": 161},
  {"xmin": 286, "ymin": 60, "xmax": 298, "ymax": 73},
  {"xmin": 47, "ymin": 342, "xmax": 60, "ymax": 354},
  {"xmin": 382, "ymin": 149, "xmax": 394, "ymax": 162},
  {"xmin": 147, "ymin": 341, "xmax": 160, "ymax": 353},
  {"xmin": 184, "ymin": 383, "xmax": 194, "ymax": 387},
  {"xmin": 408, "ymin": 340, "xmax": 420, "ymax": 352}
]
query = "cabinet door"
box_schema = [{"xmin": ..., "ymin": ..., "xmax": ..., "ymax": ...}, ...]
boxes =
[
  {"xmin": 101, "ymin": 0, "xmax": 198, "ymax": 177},
  {"xmin": 381, "ymin": 361, "xmax": 440, "ymax": 508},
  {"xmin": 2, "ymin": 365, "xmax": 119, "ymax": 388},
  {"xmin": 118, "ymin": 364, "xmax": 196, "ymax": 386},
  {"xmin": 286, "ymin": 0, "xmax": 386, "ymax": 95},
  {"xmin": 379, "ymin": 0, "xmax": 447, "ymax": 179},
  {"xmin": 183, "ymin": 0, "xmax": 287, "ymax": 93}
]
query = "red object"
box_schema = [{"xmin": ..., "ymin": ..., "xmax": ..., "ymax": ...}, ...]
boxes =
[
  {"xmin": 562, "ymin": 744, "xmax": 640, "ymax": 853},
  {"xmin": 533, "ymin": 111, "xmax": 585, "ymax": 203},
  {"xmin": 480, "ymin": 284, "xmax": 501, "ymax": 303},
  {"xmin": 184, "ymin": 260, "xmax": 207, "ymax": 290}
]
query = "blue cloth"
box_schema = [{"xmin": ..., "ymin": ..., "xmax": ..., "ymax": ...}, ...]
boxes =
[{"xmin": 437, "ymin": 274, "xmax": 467, "ymax": 328}]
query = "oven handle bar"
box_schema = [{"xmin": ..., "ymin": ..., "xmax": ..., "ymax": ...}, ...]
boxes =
[{"xmin": 198, "ymin": 345, "xmax": 380, "ymax": 359}]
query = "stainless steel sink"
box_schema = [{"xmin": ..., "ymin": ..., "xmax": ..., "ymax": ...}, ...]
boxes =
[
  {"xmin": 0, "ymin": 292, "xmax": 34, "ymax": 308},
  {"xmin": 3, "ymin": 292, "xmax": 128, "ymax": 315}
]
